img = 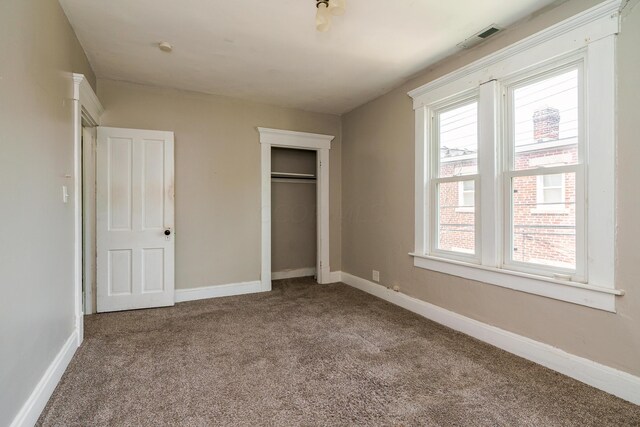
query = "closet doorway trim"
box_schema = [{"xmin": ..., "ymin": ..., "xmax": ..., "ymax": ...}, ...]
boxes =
[{"xmin": 258, "ymin": 127, "xmax": 334, "ymax": 291}]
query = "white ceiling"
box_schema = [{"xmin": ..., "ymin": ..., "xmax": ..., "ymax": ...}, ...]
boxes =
[{"xmin": 60, "ymin": 0, "xmax": 558, "ymax": 115}]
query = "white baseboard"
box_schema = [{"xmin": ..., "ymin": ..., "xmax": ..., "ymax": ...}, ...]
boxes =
[
  {"xmin": 340, "ymin": 272, "xmax": 640, "ymax": 405},
  {"xmin": 271, "ymin": 267, "xmax": 316, "ymax": 280},
  {"xmin": 10, "ymin": 330, "xmax": 79, "ymax": 427},
  {"xmin": 327, "ymin": 270, "xmax": 343, "ymax": 283},
  {"xmin": 175, "ymin": 280, "xmax": 263, "ymax": 303}
]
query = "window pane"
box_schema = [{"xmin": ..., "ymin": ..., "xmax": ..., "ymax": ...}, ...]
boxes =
[
  {"xmin": 512, "ymin": 173, "xmax": 576, "ymax": 269},
  {"xmin": 513, "ymin": 69, "xmax": 579, "ymax": 171},
  {"xmin": 437, "ymin": 181, "xmax": 475, "ymax": 254},
  {"xmin": 438, "ymin": 101, "xmax": 478, "ymax": 178}
]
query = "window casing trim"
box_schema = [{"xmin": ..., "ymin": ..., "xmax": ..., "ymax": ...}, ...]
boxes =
[{"xmin": 409, "ymin": 1, "xmax": 620, "ymax": 311}]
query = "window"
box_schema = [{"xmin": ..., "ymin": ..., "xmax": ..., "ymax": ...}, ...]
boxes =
[
  {"xmin": 505, "ymin": 65, "xmax": 583, "ymax": 277},
  {"xmin": 433, "ymin": 100, "xmax": 479, "ymax": 259},
  {"xmin": 409, "ymin": 3, "xmax": 620, "ymax": 311}
]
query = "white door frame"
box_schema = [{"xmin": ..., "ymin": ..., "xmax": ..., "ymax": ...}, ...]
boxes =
[
  {"xmin": 82, "ymin": 127, "xmax": 97, "ymax": 317},
  {"xmin": 258, "ymin": 127, "xmax": 334, "ymax": 291},
  {"xmin": 72, "ymin": 73, "xmax": 104, "ymax": 345}
]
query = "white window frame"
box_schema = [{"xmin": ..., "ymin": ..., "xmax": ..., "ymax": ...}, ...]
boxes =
[
  {"xmin": 408, "ymin": 0, "xmax": 623, "ymax": 312},
  {"xmin": 502, "ymin": 60, "xmax": 586, "ymax": 280},
  {"xmin": 430, "ymin": 95, "xmax": 480, "ymax": 263}
]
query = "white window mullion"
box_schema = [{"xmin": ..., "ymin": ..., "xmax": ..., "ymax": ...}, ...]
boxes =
[
  {"xmin": 585, "ymin": 35, "xmax": 615, "ymax": 289},
  {"xmin": 414, "ymin": 107, "xmax": 428, "ymax": 255},
  {"xmin": 478, "ymin": 80, "xmax": 499, "ymax": 267}
]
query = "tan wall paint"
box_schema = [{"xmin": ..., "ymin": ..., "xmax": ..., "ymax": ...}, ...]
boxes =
[
  {"xmin": 341, "ymin": 0, "xmax": 640, "ymax": 376},
  {"xmin": 0, "ymin": 0, "xmax": 95, "ymax": 424},
  {"xmin": 271, "ymin": 148, "xmax": 317, "ymax": 273},
  {"xmin": 97, "ymin": 79, "xmax": 341, "ymax": 289}
]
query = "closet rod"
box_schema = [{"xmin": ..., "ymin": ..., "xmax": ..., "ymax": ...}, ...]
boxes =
[{"xmin": 271, "ymin": 171, "xmax": 316, "ymax": 179}]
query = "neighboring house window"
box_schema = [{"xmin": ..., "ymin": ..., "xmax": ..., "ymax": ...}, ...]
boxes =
[
  {"xmin": 458, "ymin": 180, "xmax": 475, "ymax": 209},
  {"xmin": 408, "ymin": 3, "xmax": 619, "ymax": 311},
  {"xmin": 535, "ymin": 173, "xmax": 565, "ymax": 212}
]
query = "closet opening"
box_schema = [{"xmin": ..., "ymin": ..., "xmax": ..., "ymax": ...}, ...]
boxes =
[
  {"xmin": 258, "ymin": 127, "xmax": 334, "ymax": 291},
  {"xmin": 271, "ymin": 147, "xmax": 317, "ymax": 281}
]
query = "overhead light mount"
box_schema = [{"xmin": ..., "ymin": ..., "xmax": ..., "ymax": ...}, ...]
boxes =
[{"xmin": 316, "ymin": 0, "xmax": 346, "ymax": 32}]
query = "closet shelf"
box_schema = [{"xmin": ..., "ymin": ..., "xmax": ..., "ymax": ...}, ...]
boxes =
[{"xmin": 271, "ymin": 172, "xmax": 316, "ymax": 180}]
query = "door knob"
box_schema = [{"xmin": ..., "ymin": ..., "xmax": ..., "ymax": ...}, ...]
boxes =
[{"xmin": 164, "ymin": 229, "xmax": 171, "ymax": 236}]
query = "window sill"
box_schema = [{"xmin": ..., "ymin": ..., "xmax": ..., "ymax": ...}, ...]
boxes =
[{"xmin": 409, "ymin": 252, "xmax": 622, "ymax": 312}]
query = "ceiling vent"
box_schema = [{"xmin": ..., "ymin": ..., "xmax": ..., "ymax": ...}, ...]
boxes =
[{"xmin": 456, "ymin": 24, "xmax": 502, "ymax": 49}]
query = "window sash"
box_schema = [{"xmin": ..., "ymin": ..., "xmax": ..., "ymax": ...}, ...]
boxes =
[
  {"xmin": 502, "ymin": 164, "xmax": 585, "ymax": 281},
  {"xmin": 503, "ymin": 60, "xmax": 585, "ymax": 172},
  {"xmin": 503, "ymin": 61, "xmax": 586, "ymax": 280},
  {"xmin": 428, "ymin": 95, "xmax": 481, "ymax": 263},
  {"xmin": 432, "ymin": 97, "xmax": 480, "ymax": 180},
  {"xmin": 430, "ymin": 175, "xmax": 480, "ymax": 262}
]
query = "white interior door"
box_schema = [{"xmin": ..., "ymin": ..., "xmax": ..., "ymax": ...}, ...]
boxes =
[{"xmin": 96, "ymin": 127, "xmax": 175, "ymax": 312}]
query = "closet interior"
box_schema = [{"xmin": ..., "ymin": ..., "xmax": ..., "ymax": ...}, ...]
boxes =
[{"xmin": 271, "ymin": 147, "xmax": 318, "ymax": 280}]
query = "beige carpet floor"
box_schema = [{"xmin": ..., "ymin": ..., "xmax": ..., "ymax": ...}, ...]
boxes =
[{"xmin": 38, "ymin": 277, "xmax": 640, "ymax": 426}]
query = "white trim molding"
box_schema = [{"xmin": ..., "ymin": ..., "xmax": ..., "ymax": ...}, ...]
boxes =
[
  {"xmin": 257, "ymin": 127, "xmax": 333, "ymax": 150},
  {"xmin": 257, "ymin": 127, "xmax": 334, "ymax": 291},
  {"xmin": 73, "ymin": 74, "xmax": 104, "ymax": 125},
  {"xmin": 340, "ymin": 272, "xmax": 640, "ymax": 406},
  {"xmin": 272, "ymin": 267, "xmax": 317, "ymax": 280},
  {"xmin": 72, "ymin": 74, "xmax": 103, "ymax": 344},
  {"xmin": 175, "ymin": 281, "xmax": 264, "ymax": 303},
  {"xmin": 327, "ymin": 270, "xmax": 343, "ymax": 284},
  {"xmin": 9, "ymin": 331, "xmax": 78, "ymax": 427}
]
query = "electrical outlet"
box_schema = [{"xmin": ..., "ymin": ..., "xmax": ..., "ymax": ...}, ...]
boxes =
[{"xmin": 372, "ymin": 270, "xmax": 380, "ymax": 282}]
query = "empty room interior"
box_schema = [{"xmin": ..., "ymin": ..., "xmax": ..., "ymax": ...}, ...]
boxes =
[{"xmin": 3, "ymin": 0, "xmax": 640, "ymax": 425}]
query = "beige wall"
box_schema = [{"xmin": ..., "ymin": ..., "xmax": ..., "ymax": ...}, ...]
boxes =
[
  {"xmin": 97, "ymin": 79, "xmax": 341, "ymax": 289},
  {"xmin": 341, "ymin": 0, "xmax": 640, "ymax": 376},
  {"xmin": 271, "ymin": 148, "xmax": 317, "ymax": 273},
  {"xmin": 0, "ymin": 0, "xmax": 95, "ymax": 424}
]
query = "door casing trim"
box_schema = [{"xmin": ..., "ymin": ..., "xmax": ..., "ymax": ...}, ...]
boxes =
[
  {"xmin": 72, "ymin": 74, "xmax": 103, "ymax": 342},
  {"xmin": 257, "ymin": 127, "xmax": 334, "ymax": 290}
]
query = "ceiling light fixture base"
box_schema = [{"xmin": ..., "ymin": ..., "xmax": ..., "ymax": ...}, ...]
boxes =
[{"xmin": 315, "ymin": 0, "xmax": 345, "ymax": 32}]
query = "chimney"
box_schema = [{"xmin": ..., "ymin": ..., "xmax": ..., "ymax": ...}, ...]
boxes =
[{"xmin": 533, "ymin": 107, "xmax": 560, "ymax": 142}]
